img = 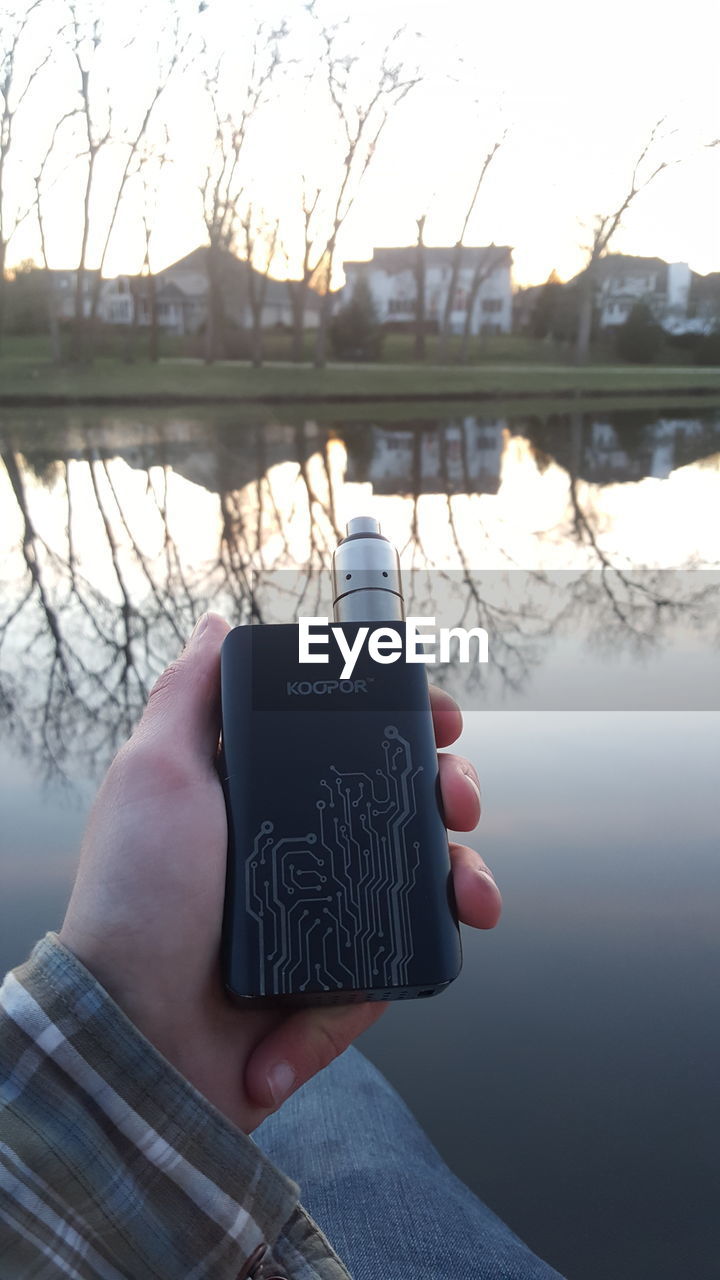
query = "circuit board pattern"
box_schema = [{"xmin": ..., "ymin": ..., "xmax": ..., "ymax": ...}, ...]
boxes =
[{"xmin": 245, "ymin": 725, "xmax": 422, "ymax": 994}]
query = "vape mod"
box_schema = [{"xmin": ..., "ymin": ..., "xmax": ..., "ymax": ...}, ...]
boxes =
[{"xmin": 219, "ymin": 517, "xmax": 462, "ymax": 1008}]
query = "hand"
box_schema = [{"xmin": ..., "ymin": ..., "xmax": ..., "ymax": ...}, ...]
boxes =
[{"xmin": 59, "ymin": 613, "xmax": 501, "ymax": 1135}]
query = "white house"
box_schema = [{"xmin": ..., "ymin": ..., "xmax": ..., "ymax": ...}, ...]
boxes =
[
  {"xmin": 586, "ymin": 255, "xmax": 720, "ymax": 335},
  {"xmin": 342, "ymin": 246, "xmax": 513, "ymax": 336},
  {"xmin": 99, "ymin": 273, "xmax": 204, "ymax": 334}
]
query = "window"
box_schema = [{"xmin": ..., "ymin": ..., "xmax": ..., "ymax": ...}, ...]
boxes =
[{"xmin": 482, "ymin": 298, "xmax": 502, "ymax": 313}]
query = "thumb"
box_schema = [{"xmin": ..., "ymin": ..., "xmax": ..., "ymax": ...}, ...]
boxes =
[
  {"xmin": 244, "ymin": 1001, "xmax": 389, "ymax": 1112},
  {"xmin": 134, "ymin": 612, "xmax": 231, "ymax": 764}
]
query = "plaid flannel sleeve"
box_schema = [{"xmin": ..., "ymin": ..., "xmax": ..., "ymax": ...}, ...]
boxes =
[{"xmin": 0, "ymin": 933, "xmax": 352, "ymax": 1280}]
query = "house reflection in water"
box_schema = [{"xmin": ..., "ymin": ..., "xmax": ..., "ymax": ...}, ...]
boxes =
[
  {"xmin": 521, "ymin": 413, "xmax": 718, "ymax": 487},
  {"xmin": 344, "ymin": 419, "xmax": 506, "ymax": 495},
  {"xmin": 9, "ymin": 409, "xmax": 720, "ymax": 509},
  {"xmin": 580, "ymin": 418, "xmax": 709, "ymax": 482},
  {"xmin": 90, "ymin": 417, "xmax": 508, "ymax": 499}
]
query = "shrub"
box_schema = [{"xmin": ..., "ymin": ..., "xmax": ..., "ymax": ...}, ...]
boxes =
[
  {"xmin": 693, "ymin": 331, "xmax": 720, "ymax": 366},
  {"xmin": 329, "ymin": 277, "xmax": 385, "ymax": 361},
  {"xmin": 615, "ymin": 302, "xmax": 664, "ymax": 363}
]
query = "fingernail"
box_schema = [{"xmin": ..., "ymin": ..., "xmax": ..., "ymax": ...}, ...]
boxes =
[
  {"xmin": 267, "ymin": 1062, "xmax": 296, "ymax": 1106},
  {"xmin": 431, "ymin": 685, "xmax": 459, "ymax": 711},
  {"xmin": 476, "ymin": 857, "xmax": 496, "ymax": 883},
  {"xmin": 465, "ymin": 774, "xmax": 482, "ymax": 804},
  {"xmin": 189, "ymin": 613, "xmax": 209, "ymax": 645}
]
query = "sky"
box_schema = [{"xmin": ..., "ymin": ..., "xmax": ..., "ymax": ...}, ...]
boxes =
[{"xmin": 4, "ymin": 0, "xmax": 720, "ymax": 288}]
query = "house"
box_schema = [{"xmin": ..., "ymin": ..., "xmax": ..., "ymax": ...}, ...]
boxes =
[
  {"xmin": 687, "ymin": 270, "xmax": 720, "ymax": 334},
  {"xmin": 44, "ymin": 268, "xmax": 101, "ymax": 319},
  {"xmin": 569, "ymin": 255, "xmax": 720, "ymax": 335},
  {"xmin": 342, "ymin": 245, "xmax": 513, "ymax": 336},
  {"xmin": 100, "ymin": 276, "xmax": 201, "ymax": 333},
  {"xmin": 590, "ymin": 255, "xmax": 687, "ymax": 330},
  {"xmin": 512, "ymin": 282, "xmax": 547, "ymax": 333},
  {"xmin": 154, "ymin": 247, "xmax": 321, "ymax": 333},
  {"xmin": 35, "ymin": 248, "xmax": 323, "ymax": 334}
]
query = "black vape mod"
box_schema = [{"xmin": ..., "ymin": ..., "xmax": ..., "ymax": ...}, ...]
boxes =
[{"xmin": 219, "ymin": 517, "xmax": 462, "ymax": 1008}]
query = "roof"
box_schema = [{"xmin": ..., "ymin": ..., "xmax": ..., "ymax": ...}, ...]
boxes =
[
  {"xmin": 596, "ymin": 253, "xmax": 667, "ymax": 270},
  {"xmin": 345, "ymin": 245, "xmax": 512, "ymax": 273},
  {"xmin": 160, "ymin": 246, "xmax": 323, "ymax": 308},
  {"xmin": 594, "ymin": 253, "xmax": 668, "ymax": 279},
  {"xmin": 566, "ymin": 254, "xmax": 670, "ymax": 292}
]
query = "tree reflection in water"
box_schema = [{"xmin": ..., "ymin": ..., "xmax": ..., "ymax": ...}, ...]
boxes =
[{"xmin": 1, "ymin": 409, "xmax": 719, "ymax": 783}]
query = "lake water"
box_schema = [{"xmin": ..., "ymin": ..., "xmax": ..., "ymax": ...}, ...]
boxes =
[{"xmin": 1, "ymin": 404, "xmax": 719, "ymax": 1279}]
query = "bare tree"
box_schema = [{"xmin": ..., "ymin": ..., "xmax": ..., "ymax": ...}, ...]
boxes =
[
  {"xmin": 281, "ymin": 180, "xmax": 320, "ymax": 362},
  {"xmin": 64, "ymin": 0, "xmax": 185, "ymax": 362},
  {"xmin": 239, "ymin": 204, "xmax": 279, "ymax": 367},
  {"xmin": 306, "ymin": 18, "xmax": 420, "ymax": 369},
  {"xmin": 133, "ymin": 132, "xmax": 171, "ymax": 363},
  {"xmin": 458, "ymin": 246, "xmax": 506, "ymax": 363},
  {"xmin": 31, "ymin": 110, "xmax": 79, "ymax": 362},
  {"xmin": 574, "ymin": 119, "xmax": 674, "ymax": 363},
  {"xmin": 0, "ymin": 0, "xmax": 52, "ymax": 348},
  {"xmin": 198, "ymin": 22, "xmax": 286, "ymax": 364},
  {"xmin": 137, "ymin": 199, "xmax": 159, "ymax": 364},
  {"xmin": 437, "ymin": 134, "xmax": 505, "ymax": 362}
]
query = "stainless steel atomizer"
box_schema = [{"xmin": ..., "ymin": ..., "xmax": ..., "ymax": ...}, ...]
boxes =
[{"xmin": 331, "ymin": 516, "xmax": 404, "ymax": 622}]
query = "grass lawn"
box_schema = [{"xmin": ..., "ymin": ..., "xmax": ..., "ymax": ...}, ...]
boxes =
[{"xmin": 0, "ymin": 334, "xmax": 718, "ymax": 405}]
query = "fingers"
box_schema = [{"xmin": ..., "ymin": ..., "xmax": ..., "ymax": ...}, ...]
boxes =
[
  {"xmin": 437, "ymin": 759, "xmax": 500, "ymax": 925},
  {"xmin": 428, "ymin": 684, "xmax": 463, "ymax": 747},
  {"xmin": 449, "ymin": 843, "xmax": 502, "ymax": 930},
  {"xmin": 134, "ymin": 612, "xmax": 231, "ymax": 765},
  {"xmin": 437, "ymin": 752, "xmax": 481, "ymax": 831},
  {"xmin": 244, "ymin": 1000, "xmax": 389, "ymax": 1112},
  {"xmin": 427, "ymin": 688, "xmax": 478, "ymax": 830}
]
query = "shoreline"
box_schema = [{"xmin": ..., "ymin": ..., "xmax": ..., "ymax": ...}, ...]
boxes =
[{"xmin": 1, "ymin": 383, "xmax": 720, "ymax": 409}]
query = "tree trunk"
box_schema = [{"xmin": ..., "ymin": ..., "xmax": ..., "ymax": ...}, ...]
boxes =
[
  {"xmin": 205, "ymin": 244, "xmax": 224, "ymax": 364},
  {"xmin": 288, "ymin": 280, "xmax": 306, "ymax": 361},
  {"xmin": 72, "ymin": 266, "xmax": 86, "ymax": 363},
  {"xmin": 246, "ymin": 263, "xmax": 264, "ymax": 368},
  {"xmin": 314, "ymin": 290, "xmax": 332, "ymax": 369},
  {"xmin": 459, "ymin": 316, "xmax": 473, "ymax": 364},
  {"xmin": 437, "ymin": 243, "xmax": 463, "ymax": 363},
  {"xmin": 251, "ymin": 305, "xmax": 263, "ymax": 368},
  {"xmin": 148, "ymin": 273, "xmax": 159, "ymax": 363},
  {"xmin": 459, "ymin": 262, "xmax": 492, "ymax": 364},
  {"xmin": 0, "ymin": 242, "xmax": 6, "ymax": 356},
  {"xmin": 125, "ymin": 285, "xmax": 138, "ymax": 363},
  {"xmin": 460, "ymin": 283, "xmax": 478, "ymax": 364},
  {"xmin": 575, "ymin": 281, "xmax": 594, "ymax": 364},
  {"xmin": 47, "ymin": 286, "xmax": 62, "ymax": 364},
  {"xmin": 414, "ymin": 216, "xmax": 426, "ymax": 360}
]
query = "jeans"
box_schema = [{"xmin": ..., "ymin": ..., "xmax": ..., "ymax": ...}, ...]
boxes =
[{"xmin": 252, "ymin": 1045, "xmax": 566, "ymax": 1279}]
